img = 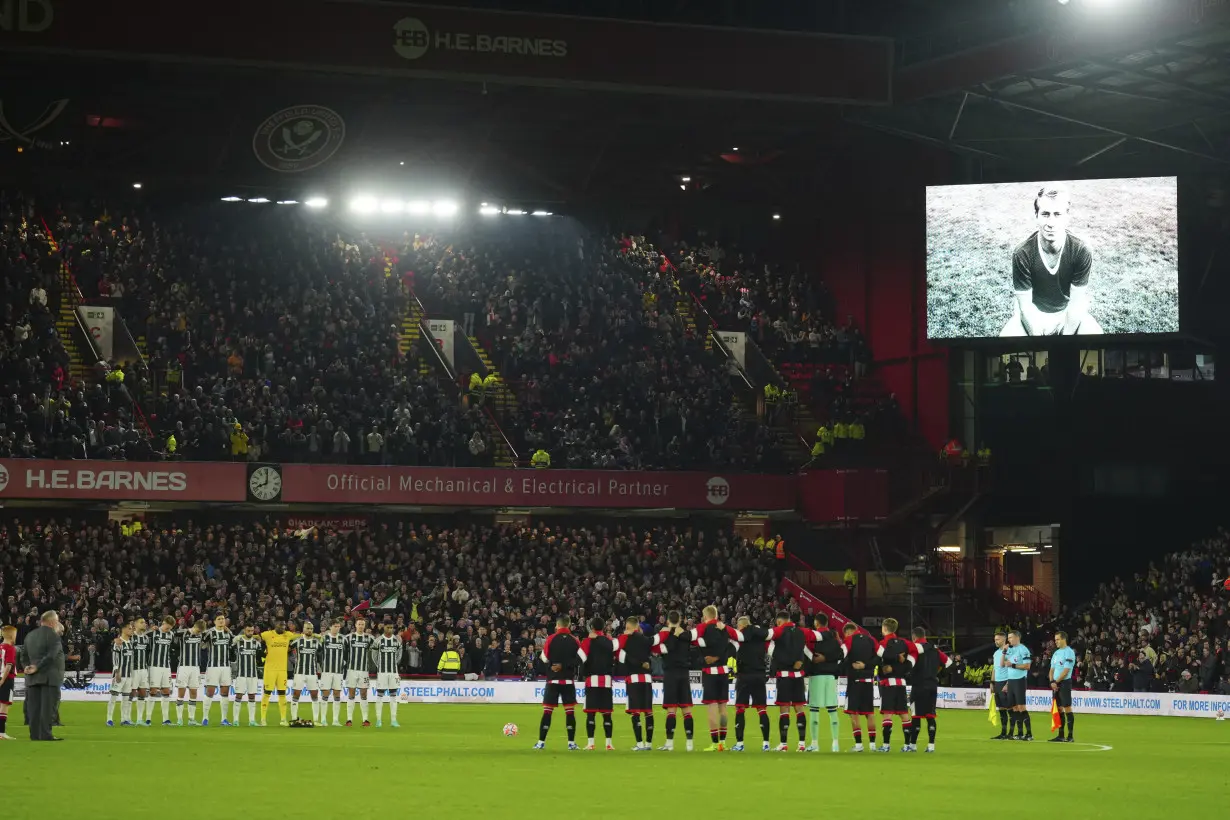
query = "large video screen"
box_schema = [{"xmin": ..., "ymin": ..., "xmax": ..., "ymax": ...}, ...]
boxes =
[{"xmin": 926, "ymin": 177, "xmax": 1179, "ymax": 339}]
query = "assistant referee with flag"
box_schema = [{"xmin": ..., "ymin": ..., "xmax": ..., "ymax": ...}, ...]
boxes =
[{"xmin": 1049, "ymin": 631, "xmax": 1076, "ymax": 743}]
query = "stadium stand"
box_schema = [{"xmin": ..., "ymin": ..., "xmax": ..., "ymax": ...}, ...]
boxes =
[
  {"xmin": 1024, "ymin": 530, "xmax": 1230, "ymax": 694},
  {"xmin": 0, "ymin": 195, "xmax": 155, "ymax": 460},
  {"xmin": 411, "ymin": 225, "xmax": 786, "ymax": 470},
  {"xmin": 1, "ymin": 517, "xmax": 789, "ymax": 677}
]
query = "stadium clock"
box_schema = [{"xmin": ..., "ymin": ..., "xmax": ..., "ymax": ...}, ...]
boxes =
[{"xmin": 248, "ymin": 465, "xmax": 283, "ymax": 501}]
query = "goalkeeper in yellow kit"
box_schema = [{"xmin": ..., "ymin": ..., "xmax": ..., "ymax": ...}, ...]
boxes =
[{"xmin": 258, "ymin": 621, "xmax": 299, "ymax": 726}]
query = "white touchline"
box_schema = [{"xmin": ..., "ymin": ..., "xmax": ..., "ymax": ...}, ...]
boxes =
[{"xmin": 1062, "ymin": 743, "xmax": 1113, "ymax": 752}]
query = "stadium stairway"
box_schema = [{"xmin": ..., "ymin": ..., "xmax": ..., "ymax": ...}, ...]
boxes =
[
  {"xmin": 465, "ymin": 335, "xmax": 520, "ymax": 467},
  {"xmin": 43, "ymin": 226, "xmax": 94, "ymax": 386}
]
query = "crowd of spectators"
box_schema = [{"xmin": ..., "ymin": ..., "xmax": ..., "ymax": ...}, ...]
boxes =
[
  {"xmin": 663, "ymin": 236, "xmax": 870, "ymax": 371},
  {"xmin": 414, "ymin": 226, "xmax": 783, "ymax": 471},
  {"xmin": 44, "ymin": 203, "xmax": 495, "ymax": 466},
  {"xmin": 1022, "ymin": 528, "xmax": 1230, "ymax": 695},
  {"xmin": 0, "ymin": 194, "xmax": 154, "ymax": 460},
  {"xmin": 1, "ymin": 516, "xmax": 788, "ymax": 678}
]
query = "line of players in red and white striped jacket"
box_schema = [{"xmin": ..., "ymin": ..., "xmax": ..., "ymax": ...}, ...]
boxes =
[{"xmin": 532, "ymin": 608, "xmax": 951, "ymax": 752}]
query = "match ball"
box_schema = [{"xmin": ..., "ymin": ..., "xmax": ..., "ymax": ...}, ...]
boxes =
[{"xmin": 503, "ymin": 722, "xmax": 519, "ymax": 737}]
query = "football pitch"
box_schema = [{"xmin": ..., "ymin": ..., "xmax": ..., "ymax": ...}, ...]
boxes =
[{"xmin": 5, "ymin": 703, "xmax": 1227, "ymax": 818}]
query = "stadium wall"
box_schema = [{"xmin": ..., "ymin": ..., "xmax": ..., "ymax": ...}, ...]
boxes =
[
  {"xmin": 46, "ymin": 677, "xmax": 1229, "ymax": 718},
  {"xmin": 805, "ymin": 149, "xmax": 952, "ymax": 450}
]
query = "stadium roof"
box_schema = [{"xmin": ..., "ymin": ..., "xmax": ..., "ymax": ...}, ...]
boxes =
[{"xmin": 1, "ymin": 0, "xmax": 1228, "ymax": 206}]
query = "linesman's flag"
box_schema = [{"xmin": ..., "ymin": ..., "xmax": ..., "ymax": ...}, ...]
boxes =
[
  {"xmin": 1051, "ymin": 697, "xmax": 1063, "ymax": 733},
  {"xmin": 988, "ymin": 691, "xmax": 999, "ymax": 726}
]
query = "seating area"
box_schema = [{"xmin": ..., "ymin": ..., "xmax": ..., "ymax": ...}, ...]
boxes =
[
  {"xmin": 411, "ymin": 225, "xmax": 785, "ymax": 471},
  {"xmin": 0, "ymin": 194, "xmax": 154, "ymax": 460},
  {"xmin": 43, "ymin": 201, "xmax": 494, "ymax": 465},
  {"xmin": 1026, "ymin": 530, "xmax": 1230, "ymax": 694},
  {"xmin": 1, "ymin": 516, "xmax": 789, "ymax": 677}
]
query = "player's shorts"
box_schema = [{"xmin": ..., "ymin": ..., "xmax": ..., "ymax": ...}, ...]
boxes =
[
  {"xmin": 701, "ymin": 672, "xmax": 729, "ymax": 705},
  {"xmin": 148, "ymin": 667, "xmax": 172, "ymax": 690},
  {"xmin": 542, "ymin": 681, "xmax": 577, "ymax": 707},
  {"xmin": 263, "ymin": 669, "xmax": 288, "ymax": 692},
  {"xmin": 879, "ymin": 683, "xmax": 909, "ymax": 715},
  {"xmin": 585, "ymin": 686, "xmax": 614, "ymax": 714},
  {"xmin": 205, "ymin": 666, "xmax": 233, "ymax": 688},
  {"xmin": 774, "ymin": 676, "xmax": 806, "ymax": 707},
  {"xmin": 175, "ymin": 667, "xmax": 201, "ymax": 690},
  {"xmin": 345, "ymin": 670, "xmax": 371, "ymax": 691},
  {"xmin": 233, "ymin": 676, "xmax": 258, "ymax": 696},
  {"xmin": 626, "ymin": 681, "xmax": 653, "ymax": 714},
  {"xmin": 807, "ymin": 675, "xmax": 839, "ymax": 709},
  {"xmin": 735, "ymin": 674, "xmax": 768, "ymax": 708},
  {"xmin": 1005, "ymin": 678, "xmax": 1027, "ymax": 708},
  {"xmin": 376, "ymin": 672, "xmax": 400, "ymax": 691},
  {"xmin": 845, "ymin": 681, "xmax": 875, "ymax": 715},
  {"xmin": 662, "ymin": 671, "xmax": 692, "ymax": 709},
  {"xmin": 130, "ymin": 669, "xmax": 150, "ymax": 689},
  {"xmin": 910, "ymin": 683, "xmax": 939, "ymax": 719},
  {"xmin": 109, "ymin": 676, "xmax": 132, "ymax": 696},
  {"xmin": 319, "ymin": 672, "xmax": 343, "ymax": 692},
  {"xmin": 0, "ymin": 678, "xmax": 12, "ymax": 705},
  {"xmin": 1054, "ymin": 680, "xmax": 1073, "ymax": 708},
  {"xmin": 293, "ymin": 675, "xmax": 320, "ymax": 694}
]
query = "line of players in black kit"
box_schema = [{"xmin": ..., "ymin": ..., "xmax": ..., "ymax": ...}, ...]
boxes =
[{"xmin": 534, "ymin": 608, "xmax": 952, "ymax": 752}]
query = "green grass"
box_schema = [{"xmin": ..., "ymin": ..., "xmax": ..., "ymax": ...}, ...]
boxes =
[{"xmin": 5, "ymin": 703, "xmax": 1229, "ymax": 818}]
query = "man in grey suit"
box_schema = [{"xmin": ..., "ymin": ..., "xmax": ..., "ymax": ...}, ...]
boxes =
[{"xmin": 22, "ymin": 611, "xmax": 65, "ymax": 741}]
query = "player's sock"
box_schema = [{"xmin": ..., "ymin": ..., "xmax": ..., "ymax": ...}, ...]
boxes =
[
  {"xmin": 1066, "ymin": 712, "xmax": 1074, "ymax": 739},
  {"xmin": 233, "ymin": 700, "xmax": 242, "ymax": 723},
  {"xmin": 586, "ymin": 713, "xmax": 596, "ymax": 743},
  {"xmin": 107, "ymin": 695, "xmax": 119, "ymax": 722},
  {"xmin": 1022, "ymin": 712, "xmax": 1032, "ymax": 736},
  {"xmin": 665, "ymin": 714, "xmax": 676, "ymax": 740},
  {"xmin": 539, "ymin": 707, "xmax": 554, "ymax": 742},
  {"xmin": 291, "ymin": 700, "xmax": 300, "ymax": 721},
  {"xmin": 389, "ymin": 696, "xmax": 398, "ymax": 724},
  {"xmin": 796, "ymin": 712, "xmax": 807, "ymax": 743},
  {"xmin": 347, "ymin": 700, "xmax": 355, "ymax": 722},
  {"xmin": 334, "ymin": 699, "xmax": 343, "ymax": 724},
  {"xmin": 998, "ymin": 709, "xmax": 1009, "ymax": 733},
  {"xmin": 564, "ymin": 708, "xmax": 577, "ymax": 742},
  {"xmin": 277, "ymin": 696, "xmax": 287, "ymax": 724},
  {"xmin": 734, "ymin": 709, "xmax": 745, "ymax": 743},
  {"xmin": 881, "ymin": 719, "xmax": 893, "ymax": 746},
  {"xmin": 260, "ymin": 694, "xmax": 270, "ymax": 723},
  {"xmin": 603, "ymin": 713, "xmax": 613, "ymax": 742},
  {"xmin": 718, "ymin": 712, "xmax": 727, "ymax": 743},
  {"xmin": 758, "ymin": 708, "xmax": 770, "ymax": 741},
  {"xmin": 189, "ymin": 701, "xmax": 198, "ymax": 722},
  {"xmin": 808, "ymin": 707, "xmax": 820, "ymax": 742},
  {"xmin": 359, "ymin": 699, "xmax": 369, "ymax": 723},
  {"xmin": 247, "ymin": 700, "xmax": 257, "ymax": 724},
  {"xmin": 645, "ymin": 713, "xmax": 654, "ymax": 744},
  {"xmin": 927, "ymin": 718, "xmax": 937, "ymax": 745},
  {"xmin": 0, "ymin": 715, "xmax": 6, "ymax": 734},
  {"xmin": 175, "ymin": 700, "xmax": 184, "ymax": 722},
  {"xmin": 1012, "ymin": 711, "xmax": 1022, "ymax": 736},
  {"xmin": 121, "ymin": 699, "xmax": 131, "ymax": 723},
  {"xmin": 683, "ymin": 714, "xmax": 694, "ymax": 740},
  {"xmin": 827, "ymin": 707, "xmax": 840, "ymax": 741},
  {"xmin": 868, "ymin": 728, "xmax": 877, "ymax": 747},
  {"xmin": 778, "ymin": 713, "xmax": 789, "ymax": 744},
  {"xmin": 902, "ymin": 718, "xmax": 914, "ymax": 746},
  {"xmin": 710, "ymin": 727, "xmax": 719, "ymax": 744},
  {"xmin": 632, "ymin": 713, "xmax": 644, "ymax": 743},
  {"xmin": 139, "ymin": 697, "xmax": 148, "ymax": 722},
  {"xmin": 852, "ymin": 728, "xmax": 862, "ymax": 746}
]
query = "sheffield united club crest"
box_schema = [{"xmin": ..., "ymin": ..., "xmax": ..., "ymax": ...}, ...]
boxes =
[{"xmin": 252, "ymin": 105, "xmax": 346, "ymax": 173}]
